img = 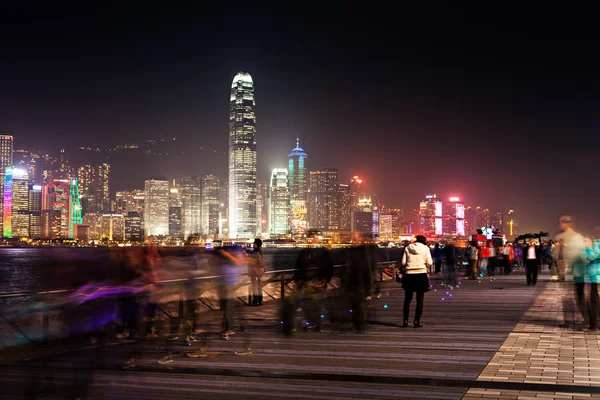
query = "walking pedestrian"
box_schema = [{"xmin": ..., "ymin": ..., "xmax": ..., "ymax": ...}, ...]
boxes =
[
  {"xmin": 400, "ymin": 235, "xmax": 432, "ymax": 328},
  {"xmin": 525, "ymin": 240, "xmax": 540, "ymax": 286},
  {"xmin": 443, "ymin": 243, "xmax": 456, "ymax": 284},
  {"xmin": 585, "ymin": 227, "xmax": 600, "ymax": 330},
  {"xmin": 433, "ymin": 244, "xmax": 443, "ymax": 274},
  {"xmin": 465, "ymin": 241, "xmax": 479, "ymax": 279},
  {"xmin": 248, "ymin": 238, "xmax": 265, "ymax": 306}
]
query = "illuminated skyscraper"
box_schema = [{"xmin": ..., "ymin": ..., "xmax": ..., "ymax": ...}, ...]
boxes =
[
  {"xmin": 69, "ymin": 178, "xmax": 82, "ymax": 239},
  {"xmin": 28, "ymin": 184, "xmax": 42, "ymax": 238},
  {"xmin": 202, "ymin": 175, "xmax": 220, "ymax": 238},
  {"xmin": 338, "ymin": 183, "xmax": 351, "ymax": 231},
  {"xmin": 228, "ymin": 72, "xmax": 257, "ymax": 238},
  {"xmin": 349, "ymin": 176, "xmax": 367, "ymax": 210},
  {"xmin": 288, "ymin": 139, "xmax": 308, "ymax": 236},
  {"xmin": 144, "ymin": 178, "xmax": 169, "ymax": 237},
  {"xmin": 78, "ymin": 163, "xmax": 110, "ymax": 214},
  {"xmin": 125, "ymin": 212, "xmax": 142, "ymax": 242},
  {"xmin": 308, "ymin": 168, "xmax": 339, "ymax": 230},
  {"xmin": 115, "ymin": 191, "xmax": 135, "ymax": 215},
  {"xmin": 419, "ymin": 194, "xmax": 442, "ymax": 235},
  {"xmin": 180, "ymin": 176, "xmax": 202, "ymax": 239},
  {"xmin": 101, "ymin": 214, "xmax": 125, "ymax": 241},
  {"xmin": 0, "ymin": 135, "xmax": 13, "ymax": 170},
  {"xmin": 3, "ymin": 167, "xmax": 29, "ymax": 238},
  {"xmin": 270, "ymin": 168, "xmax": 290, "ymax": 236},
  {"xmin": 0, "ymin": 135, "xmax": 14, "ymax": 233},
  {"xmin": 168, "ymin": 186, "xmax": 182, "ymax": 238},
  {"xmin": 443, "ymin": 197, "xmax": 465, "ymax": 236},
  {"xmin": 43, "ymin": 178, "xmax": 71, "ymax": 238}
]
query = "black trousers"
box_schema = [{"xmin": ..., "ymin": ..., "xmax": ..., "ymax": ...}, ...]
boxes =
[
  {"xmin": 434, "ymin": 260, "xmax": 442, "ymax": 274},
  {"xmin": 403, "ymin": 291, "xmax": 424, "ymax": 322},
  {"xmin": 526, "ymin": 259, "xmax": 538, "ymax": 285},
  {"xmin": 575, "ymin": 282, "xmax": 600, "ymax": 329},
  {"xmin": 502, "ymin": 257, "xmax": 511, "ymax": 275}
]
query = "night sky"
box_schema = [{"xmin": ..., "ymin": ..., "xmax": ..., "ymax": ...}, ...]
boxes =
[{"xmin": 1, "ymin": 3, "xmax": 598, "ymax": 235}]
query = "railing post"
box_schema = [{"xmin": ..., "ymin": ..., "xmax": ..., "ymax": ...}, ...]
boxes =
[{"xmin": 280, "ymin": 272, "xmax": 285, "ymax": 301}]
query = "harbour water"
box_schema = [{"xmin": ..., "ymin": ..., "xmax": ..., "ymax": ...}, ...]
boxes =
[{"xmin": 0, "ymin": 247, "xmax": 402, "ymax": 295}]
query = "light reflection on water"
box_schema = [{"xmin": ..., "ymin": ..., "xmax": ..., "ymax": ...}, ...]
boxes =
[{"xmin": 0, "ymin": 247, "xmax": 400, "ymax": 296}]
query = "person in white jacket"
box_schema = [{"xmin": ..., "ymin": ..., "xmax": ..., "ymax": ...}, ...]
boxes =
[{"xmin": 401, "ymin": 235, "xmax": 433, "ymax": 328}]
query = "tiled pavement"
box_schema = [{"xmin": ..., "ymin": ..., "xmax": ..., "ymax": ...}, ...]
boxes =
[
  {"xmin": 464, "ymin": 280, "xmax": 600, "ymax": 399},
  {"xmin": 2, "ymin": 273, "xmax": 600, "ymax": 399}
]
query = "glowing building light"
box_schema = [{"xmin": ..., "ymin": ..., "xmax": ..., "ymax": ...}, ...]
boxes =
[
  {"xmin": 3, "ymin": 167, "xmax": 13, "ymax": 238},
  {"xmin": 449, "ymin": 197, "xmax": 460, "ymax": 202}
]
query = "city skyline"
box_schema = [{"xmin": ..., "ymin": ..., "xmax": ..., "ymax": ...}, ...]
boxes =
[{"xmin": 1, "ymin": 5, "xmax": 598, "ymax": 235}]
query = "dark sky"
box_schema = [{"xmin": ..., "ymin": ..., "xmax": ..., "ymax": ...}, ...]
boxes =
[{"xmin": 1, "ymin": 3, "xmax": 599, "ymax": 235}]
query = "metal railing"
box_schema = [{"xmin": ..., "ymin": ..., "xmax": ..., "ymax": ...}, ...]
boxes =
[{"xmin": 0, "ymin": 261, "xmax": 398, "ymax": 347}]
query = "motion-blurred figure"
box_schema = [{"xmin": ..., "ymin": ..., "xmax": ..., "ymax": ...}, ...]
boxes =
[
  {"xmin": 444, "ymin": 243, "xmax": 457, "ymax": 285},
  {"xmin": 525, "ymin": 240, "xmax": 540, "ymax": 286},
  {"xmin": 585, "ymin": 227, "xmax": 600, "ymax": 330},
  {"xmin": 464, "ymin": 241, "xmax": 479, "ymax": 279},
  {"xmin": 401, "ymin": 235, "xmax": 432, "ymax": 328},
  {"xmin": 346, "ymin": 246, "xmax": 371, "ymax": 333},
  {"xmin": 555, "ymin": 216, "xmax": 586, "ymax": 281},
  {"xmin": 248, "ymin": 238, "xmax": 265, "ymax": 306},
  {"xmin": 433, "ymin": 243, "xmax": 443, "ymax": 274}
]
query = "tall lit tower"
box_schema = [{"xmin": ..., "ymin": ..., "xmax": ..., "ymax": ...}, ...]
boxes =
[
  {"xmin": 202, "ymin": 175, "xmax": 220, "ymax": 238},
  {"xmin": 270, "ymin": 168, "xmax": 290, "ymax": 236},
  {"xmin": 308, "ymin": 168, "xmax": 339, "ymax": 230},
  {"xmin": 288, "ymin": 138, "xmax": 308, "ymax": 236},
  {"xmin": 69, "ymin": 178, "xmax": 82, "ymax": 238},
  {"xmin": 144, "ymin": 178, "xmax": 169, "ymax": 237},
  {"xmin": 0, "ymin": 135, "xmax": 14, "ymax": 233},
  {"xmin": 228, "ymin": 72, "xmax": 257, "ymax": 238}
]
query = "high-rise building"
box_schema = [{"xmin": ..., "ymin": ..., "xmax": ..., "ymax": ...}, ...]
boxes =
[
  {"xmin": 308, "ymin": 168, "xmax": 339, "ymax": 230},
  {"xmin": 180, "ymin": 176, "xmax": 202, "ymax": 239},
  {"xmin": 3, "ymin": 167, "xmax": 29, "ymax": 237},
  {"xmin": 492, "ymin": 212, "xmax": 504, "ymax": 232},
  {"xmin": 228, "ymin": 72, "xmax": 257, "ymax": 238},
  {"xmin": 144, "ymin": 178, "xmax": 169, "ymax": 237},
  {"xmin": 0, "ymin": 135, "xmax": 13, "ymax": 170},
  {"xmin": 115, "ymin": 191, "xmax": 136, "ymax": 215},
  {"xmin": 43, "ymin": 178, "xmax": 71, "ymax": 238},
  {"xmin": 168, "ymin": 186, "xmax": 182, "ymax": 238},
  {"xmin": 349, "ymin": 175, "xmax": 367, "ymax": 210},
  {"xmin": 338, "ymin": 183, "xmax": 351, "ymax": 231},
  {"xmin": 101, "ymin": 214, "xmax": 125, "ymax": 241},
  {"xmin": 28, "ymin": 184, "xmax": 42, "ymax": 238},
  {"xmin": 69, "ymin": 178, "xmax": 82, "ymax": 239},
  {"xmin": 419, "ymin": 194, "xmax": 442, "ymax": 235},
  {"xmin": 288, "ymin": 139, "xmax": 308, "ymax": 236},
  {"xmin": 78, "ymin": 163, "xmax": 111, "ymax": 214},
  {"xmin": 41, "ymin": 209, "xmax": 61, "ymax": 239},
  {"xmin": 443, "ymin": 197, "xmax": 465, "ymax": 236},
  {"xmin": 202, "ymin": 175, "xmax": 220, "ymax": 238},
  {"xmin": 256, "ymin": 181, "xmax": 268, "ymax": 236},
  {"xmin": 380, "ymin": 208, "xmax": 402, "ymax": 240},
  {"xmin": 125, "ymin": 211, "xmax": 142, "ymax": 242},
  {"xmin": 82, "ymin": 213, "xmax": 103, "ymax": 241},
  {"xmin": 269, "ymin": 168, "xmax": 290, "ymax": 236},
  {"xmin": 0, "ymin": 135, "xmax": 14, "ymax": 233}
]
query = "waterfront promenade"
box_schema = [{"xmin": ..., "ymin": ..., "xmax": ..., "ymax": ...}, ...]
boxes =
[{"xmin": 1, "ymin": 273, "xmax": 599, "ymax": 399}]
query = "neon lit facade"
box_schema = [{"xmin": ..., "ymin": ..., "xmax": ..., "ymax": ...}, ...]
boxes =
[
  {"xmin": 43, "ymin": 179, "xmax": 71, "ymax": 239},
  {"xmin": 69, "ymin": 178, "xmax": 82, "ymax": 239},
  {"xmin": 288, "ymin": 139, "xmax": 308, "ymax": 236},
  {"xmin": 228, "ymin": 72, "xmax": 257, "ymax": 238},
  {"xmin": 3, "ymin": 167, "xmax": 13, "ymax": 237}
]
